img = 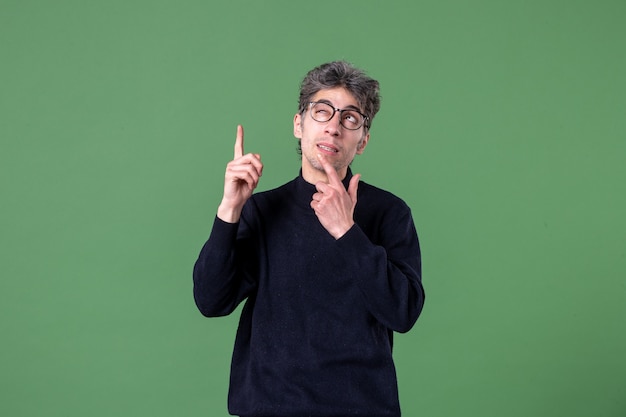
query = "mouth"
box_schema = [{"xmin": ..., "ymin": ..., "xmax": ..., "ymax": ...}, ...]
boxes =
[{"xmin": 317, "ymin": 143, "xmax": 339, "ymax": 154}]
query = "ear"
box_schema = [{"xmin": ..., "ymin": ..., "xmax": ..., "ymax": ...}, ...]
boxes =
[
  {"xmin": 293, "ymin": 113, "xmax": 302, "ymax": 138},
  {"xmin": 355, "ymin": 132, "xmax": 370, "ymax": 155}
]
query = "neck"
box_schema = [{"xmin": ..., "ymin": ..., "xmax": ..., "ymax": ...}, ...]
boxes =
[{"xmin": 301, "ymin": 164, "xmax": 347, "ymax": 184}]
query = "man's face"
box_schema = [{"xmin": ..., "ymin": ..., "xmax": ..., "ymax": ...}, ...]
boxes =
[{"xmin": 294, "ymin": 87, "xmax": 370, "ymax": 183}]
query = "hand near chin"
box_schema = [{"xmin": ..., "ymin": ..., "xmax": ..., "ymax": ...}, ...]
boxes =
[
  {"xmin": 310, "ymin": 153, "xmax": 360, "ymax": 239},
  {"xmin": 217, "ymin": 125, "xmax": 263, "ymax": 223}
]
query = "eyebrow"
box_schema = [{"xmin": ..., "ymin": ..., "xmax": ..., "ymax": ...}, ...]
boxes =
[{"xmin": 316, "ymin": 99, "xmax": 363, "ymax": 113}]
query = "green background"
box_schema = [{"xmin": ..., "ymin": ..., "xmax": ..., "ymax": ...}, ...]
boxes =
[{"xmin": 1, "ymin": 1, "xmax": 625, "ymax": 416}]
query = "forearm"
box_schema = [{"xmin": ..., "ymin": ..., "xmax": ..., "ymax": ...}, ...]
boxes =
[
  {"xmin": 193, "ymin": 216, "xmax": 254, "ymax": 317},
  {"xmin": 336, "ymin": 223, "xmax": 424, "ymax": 333}
]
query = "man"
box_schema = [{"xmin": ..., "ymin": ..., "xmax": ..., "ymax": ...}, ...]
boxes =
[{"xmin": 193, "ymin": 61, "xmax": 425, "ymax": 417}]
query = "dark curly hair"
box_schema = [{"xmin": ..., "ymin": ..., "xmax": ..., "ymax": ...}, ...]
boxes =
[{"xmin": 297, "ymin": 61, "xmax": 381, "ymax": 130}]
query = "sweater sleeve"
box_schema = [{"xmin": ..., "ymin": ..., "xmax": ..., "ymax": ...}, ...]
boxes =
[
  {"xmin": 193, "ymin": 216, "xmax": 258, "ymax": 317},
  {"xmin": 335, "ymin": 206, "xmax": 424, "ymax": 333}
]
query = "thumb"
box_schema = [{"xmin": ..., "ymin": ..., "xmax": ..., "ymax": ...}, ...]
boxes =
[{"xmin": 348, "ymin": 174, "xmax": 361, "ymax": 203}]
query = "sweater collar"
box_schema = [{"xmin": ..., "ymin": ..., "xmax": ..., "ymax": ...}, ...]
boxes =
[{"xmin": 293, "ymin": 168, "xmax": 353, "ymax": 207}]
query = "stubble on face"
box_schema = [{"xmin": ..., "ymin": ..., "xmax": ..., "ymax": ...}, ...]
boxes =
[{"xmin": 300, "ymin": 132, "xmax": 365, "ymax": 174}]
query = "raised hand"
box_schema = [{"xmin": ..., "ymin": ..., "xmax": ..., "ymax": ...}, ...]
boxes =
[
  {"xmin": 217, "ymin": 125, "xmax": 263, "ymax": 223},
  {"xmin": 310, "ymin": 153, "xmax": 360, "ymax": 239}
]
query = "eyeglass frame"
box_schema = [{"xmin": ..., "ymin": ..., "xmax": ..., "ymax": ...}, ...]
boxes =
[{"xmin": 307, "ymin": 101, "xmax": 370, "ymax": 130}]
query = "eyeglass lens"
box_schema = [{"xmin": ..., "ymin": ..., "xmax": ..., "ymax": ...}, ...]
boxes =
[{"xmin": 310, "ymin": 102, "xmax": 365, "ymax": 130}]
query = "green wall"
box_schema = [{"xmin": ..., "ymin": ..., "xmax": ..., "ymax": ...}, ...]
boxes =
[{"xmin": 1, "ymin": 1, "xmax": 624, "ymax": 416}]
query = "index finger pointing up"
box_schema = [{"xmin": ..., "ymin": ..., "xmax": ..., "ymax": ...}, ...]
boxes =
[{"xmin": 234, "ymin": 125, "xmax": 244, "ymax": 159}]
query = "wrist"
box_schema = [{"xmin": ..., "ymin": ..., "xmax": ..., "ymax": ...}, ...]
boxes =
[
  {"xmin": 217, "ymin": 200, "xmax": 243, "ymax": 223},
  {"xmin": 331, "ymin": 221, "xmax": 354, "ymax": 240}
]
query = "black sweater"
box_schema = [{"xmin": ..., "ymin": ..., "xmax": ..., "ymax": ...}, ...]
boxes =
[{"xmin": 193, "ymin": 170, "xmax": 424, "ymax": 417}]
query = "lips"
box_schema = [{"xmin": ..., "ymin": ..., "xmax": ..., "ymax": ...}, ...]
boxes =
[{"xmin": 317, "ymin": 143, "xmax": 339, "ymax": 153}]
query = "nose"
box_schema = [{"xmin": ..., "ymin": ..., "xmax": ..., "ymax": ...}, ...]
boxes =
[{"xmin": 324, "ymin": 111, "xmax": 342, "ymax": 136}]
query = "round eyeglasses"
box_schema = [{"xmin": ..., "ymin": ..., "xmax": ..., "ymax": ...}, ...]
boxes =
[{"xmin": 308, "ymin": 102, "xmax": 369, "ymax": 130}]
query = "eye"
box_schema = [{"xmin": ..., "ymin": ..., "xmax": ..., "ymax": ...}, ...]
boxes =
[
  {"xmin": 315, "ymin": 108, "xmax": 330, "ymax": 115},
  {"xmin": 342, "ymin": 111, "xmax": 360, "ymax": 125},
  {"xmin": 311, "ymin": 103, "xmax": 334, "ymax": 121}
]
